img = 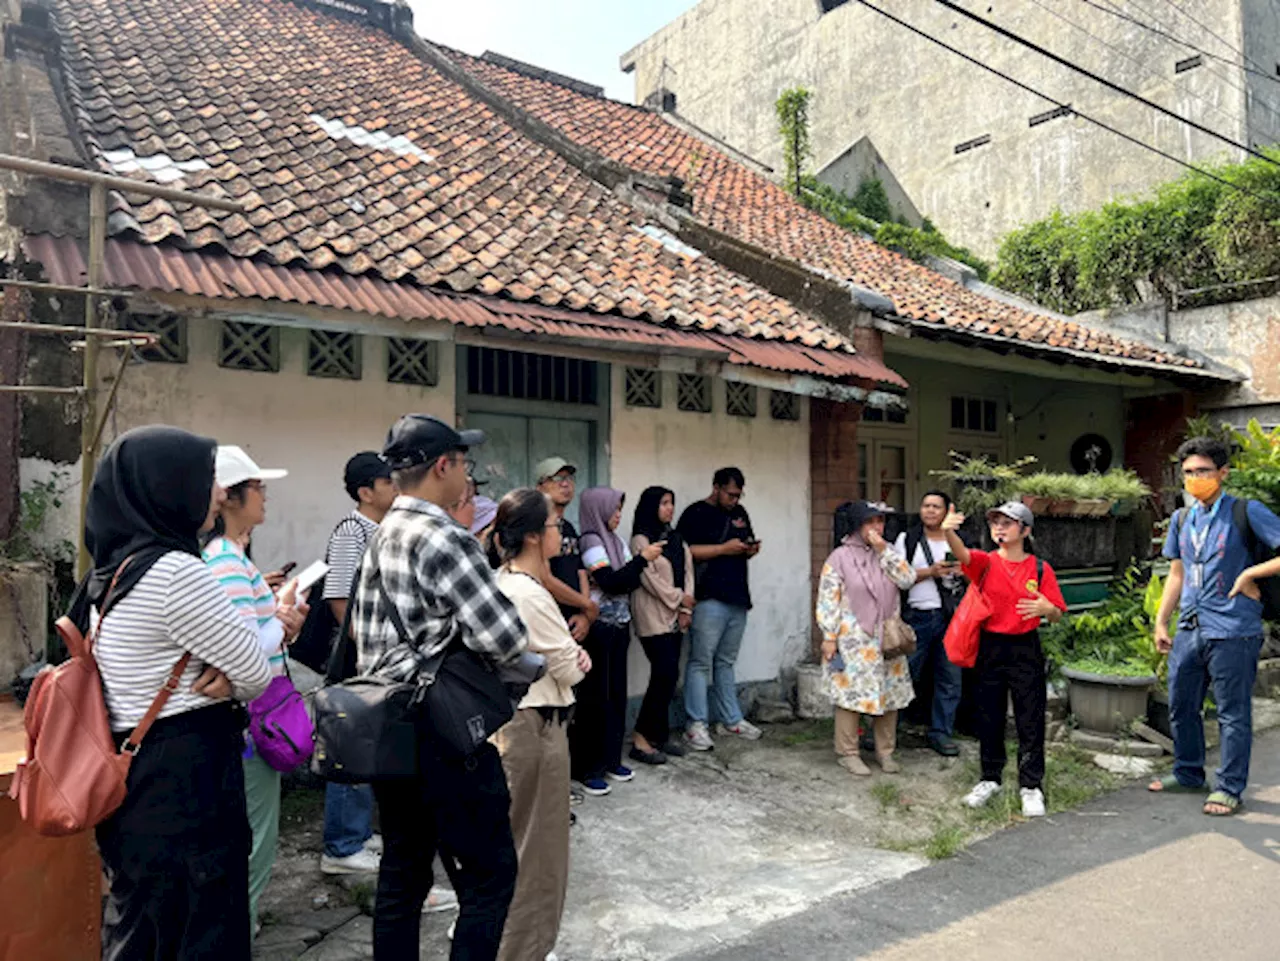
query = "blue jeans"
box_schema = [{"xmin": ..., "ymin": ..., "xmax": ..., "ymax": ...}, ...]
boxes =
[
  {"xmin": 684, "ymin": 600, "xmax": 749, "ymax": 726},
  {"xmin": 905, "ymin": 607, "xmax": 961, "ymax": 741},
  {"xmin": 1168, "ymin": 628, "xmax": 1263, "ymax": 798},
  {"xmin": 324, "ymin": 782, "xmax": 374, "ymax": 858}
]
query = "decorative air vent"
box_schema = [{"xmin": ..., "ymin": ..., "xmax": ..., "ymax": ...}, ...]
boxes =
[
  {"xmin": 1175, "ymin": 54, "xmax": 1204, "ymax": 74},
  {"xmin": 677, "ymin": 373, "xmax": 712, "ymax": 413},
  {"xmin": 387, "ymin": 338, "xmax": 438, "ymax": 387},
  {"xmin": 770, "ymin": 391, "xmax": 800, "ymax": 421},
  {"xmin": 954, "ymin": 134, "xmax": 992, "ymax": 155},
  {"xmin": 121, "ymin": 313, "xmax": 187, "ymax": 364},
  {"xmin": 1029, "ymin": 105, "xmax": 1073, "ymax": 127},
  {"xmin": 624, "ymin": 367, "xmax": 662, "ymax": 408},
  {"xmin": 725, "ymin": 381, "xmax": 757, "ymax": 418},
  {"xmin": 307, "ymin": 330, "xmax": 362, "ymax": 380},
  {"xmin": 219, "ymin": 321, "xmax": 279, "ymax": 373}
]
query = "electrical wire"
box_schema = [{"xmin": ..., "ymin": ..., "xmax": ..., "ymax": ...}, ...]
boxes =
[
  {"xmin": 852, "ymin": 0, "xmax": 1278, "ymax": 202},
  {"xmin": 1023, "ymin": 0, "xmax": 1245, "ymax": 136},
  {"xmin": 935, "ymin": 0, "xmax": 1280, "ymax": 168}
]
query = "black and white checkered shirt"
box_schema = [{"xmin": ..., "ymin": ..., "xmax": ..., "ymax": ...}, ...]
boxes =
[{"xmin": 351, "ymin": 496, "xmax": 527, "ymax": 680}]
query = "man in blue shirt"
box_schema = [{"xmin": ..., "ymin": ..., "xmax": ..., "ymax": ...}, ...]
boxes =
[{"xmin": 1152, "ymin": 437, "xmax": 1280, "ymax": 815}]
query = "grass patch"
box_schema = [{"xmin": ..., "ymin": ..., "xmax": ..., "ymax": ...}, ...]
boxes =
[
  {"xmin": 779, "ymin": 718, "xmax": 834, "ymax": 747},
  {"xmin": 922, "ymin": 823, "xmax": 968, "ymax": 860},
  {"xmin": 871, "ymin": 781, "xmax": 903, "ymax": 812}
]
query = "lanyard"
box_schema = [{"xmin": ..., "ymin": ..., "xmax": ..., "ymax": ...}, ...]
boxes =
[{"xmin": 1187, "ymin": 498, "xmax": 1223, "ymax": 590}]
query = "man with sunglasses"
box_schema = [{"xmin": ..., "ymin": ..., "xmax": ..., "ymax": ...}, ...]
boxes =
[{"xmin": 1152, "ymin": 437, "xmax": 1280, "ymax": 816}]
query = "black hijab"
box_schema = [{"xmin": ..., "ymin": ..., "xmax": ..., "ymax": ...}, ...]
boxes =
[
  {"xmin": 69, "ymin": 425, "xmax": 218, "ymax": 631},
  {"xmin": 632, "ymin": 486, "xmax": 686, "ymax": 589}
]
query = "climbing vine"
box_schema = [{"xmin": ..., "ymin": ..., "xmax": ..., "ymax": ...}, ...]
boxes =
[
  {"xmin": 775, "ymin": 87, "xmax": 813, "ymax": 197},
  {"xmin": 993, "ymin": 149, "xmax": 1280, "ymax": 314}
]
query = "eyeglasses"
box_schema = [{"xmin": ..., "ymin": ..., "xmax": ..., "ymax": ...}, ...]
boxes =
[
  {"xmin": 551, "ymin": 473, "xmax": 574, "ymax": 485},
  {"xmin": 1183, "ymin": 467, "xmax": 1220, "ymax": 478}
]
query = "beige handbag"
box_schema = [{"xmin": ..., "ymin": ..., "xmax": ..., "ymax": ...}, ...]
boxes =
[{"xmin": 880, "ymin": 615, "xmax": 917, "ymax": 661}]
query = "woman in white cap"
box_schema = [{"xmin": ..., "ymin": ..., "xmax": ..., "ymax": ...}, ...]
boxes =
[
  {"xmin": 202, "ymin": 446, "xmax": 306, "ymax": 936},
  {"xmin": 817, "ymin": 501, "xmax": 918, "ymax": 775},
  {"xmin": 941, "ymin": 501, "xmax": 1066, "ymax": 818}
]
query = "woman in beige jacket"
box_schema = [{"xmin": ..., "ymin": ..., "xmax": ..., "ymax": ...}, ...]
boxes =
[
  {"xmin": 490, "ymin": 488, "xmax": 592, "ymax": 961},
  {"xmin": 629, "ymin": 486, "xmax": 697, "ymax": 765}
]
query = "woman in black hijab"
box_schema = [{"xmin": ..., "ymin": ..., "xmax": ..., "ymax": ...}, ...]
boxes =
[
  {"xmin": 628, "ymin": 486, "xmax": 696, "ymax": 764},
  {"xmin": 87, "ymin": 426, "xmax": 272, "ymax": 961}
]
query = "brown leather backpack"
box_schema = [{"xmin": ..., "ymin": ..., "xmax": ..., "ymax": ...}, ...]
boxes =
[{"xmin": 8, "ymin": 560, "xmax": 190, "ymax": 836}]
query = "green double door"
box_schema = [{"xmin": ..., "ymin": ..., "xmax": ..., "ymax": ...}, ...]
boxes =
[{"xmin": 466, "ymin": 412, "xmax": 596, "ymax": 527}]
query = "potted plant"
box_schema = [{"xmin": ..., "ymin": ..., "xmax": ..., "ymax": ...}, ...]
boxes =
[
  {"xmin": 1044, "ymin": 473, "xmax": 1082, "ymax": 516},
  {"xmin": 1015, "ymin": 473, "xmax": 1055, "ymax": 515},
  {"xmin": 1096, "ymin": 468, "xmax": 1151, "ymax": 517},
  {"xmin": 930, "ymin": 453, "xmax": 1037, "ymax": 517},
  {"xmin": 1046, "ymin": 567, "xmax": 1165, "ymax": 734}
]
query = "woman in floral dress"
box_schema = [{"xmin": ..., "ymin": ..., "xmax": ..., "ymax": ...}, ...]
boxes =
[{"xmin": 817, "ymin": 501, "xmax": 917, "ymax": 775}]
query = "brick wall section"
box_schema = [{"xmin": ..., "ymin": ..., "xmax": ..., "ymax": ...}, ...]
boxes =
[{"xmin": 808, "ymin": 396, "xmax": 863, "ymax": 654}]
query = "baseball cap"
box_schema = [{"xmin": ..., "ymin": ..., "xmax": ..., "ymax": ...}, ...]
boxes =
[
  {"xmin": 215, "ymin": 446, "xmax": 288, "ymax": 489},
  {"xmin": 986, "ymin": 501, "xmax": 1034, "ymax": 529},
  {"xmin": 471, "ymin": 495, "xmax": 498, "ymax": 535},
  {"xmin": 534, "ymin": 456, "xmax": 576, "ymax": 484},
  {"xmin": 344, "ymin": 451, "xmax": 393, "ymax": 495},
  {"xmin": 382, "ymin": 414, "xmax": 485, "ymax": 471}
]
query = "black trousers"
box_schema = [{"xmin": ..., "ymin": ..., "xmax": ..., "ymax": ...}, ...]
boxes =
[
  {"xmin": 635, "ymin": 632, "xmax": 682, "ymax": 747},
  {"xmin": 372, "ymin": 738, "xmax": 517, "ymax": 961},
  {"xmin": 97, "ymin": 703, "xmax": 251, "ymax": 961},
  {"xmin": 569, "ymin": 620, "xmax": 630, "ymax": 781},
  {"xmin": 975, "ymin": 630, "xmax": 1047, "ymax": 790}
]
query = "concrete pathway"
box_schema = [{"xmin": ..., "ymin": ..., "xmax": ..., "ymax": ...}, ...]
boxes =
[{"xmin": 674, "ymin": 730, "xmax": 1280, "ymax": 961}]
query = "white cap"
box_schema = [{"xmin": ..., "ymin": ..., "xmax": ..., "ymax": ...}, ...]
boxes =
[{"xmin": 216, "ymin": 446, "xmax": 288, "ymax": 489}]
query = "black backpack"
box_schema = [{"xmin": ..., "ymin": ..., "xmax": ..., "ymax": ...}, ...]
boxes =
[
  {"xmin": 290, "ymin": 517, "xmax": 367, "ymax": 676},
  {"xmin": 1173, "ymin": 498, "xmax": 1280, "ymax": 621},
  {"xmin": 899, "ymin": 524, "xmax": 967, "ymax": 618}
]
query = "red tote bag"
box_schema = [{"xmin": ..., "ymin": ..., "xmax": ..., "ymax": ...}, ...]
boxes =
[{"xmin": 942, "ymin": 570, "xmax": 991, "ymax": 669}]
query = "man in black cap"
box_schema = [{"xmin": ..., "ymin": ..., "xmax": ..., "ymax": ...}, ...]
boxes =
[
  {"xmin": 350, "ymin": 414, "xmax": 526, "ymax": 961},
  {"xmin": 319, "ymin": 452, "xmax": 398, "ymax": 877}
]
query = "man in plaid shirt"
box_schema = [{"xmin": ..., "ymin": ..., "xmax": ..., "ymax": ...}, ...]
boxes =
[{"xmin": 352, "ymin": 414, "xmax": 526, "ymax": 961}]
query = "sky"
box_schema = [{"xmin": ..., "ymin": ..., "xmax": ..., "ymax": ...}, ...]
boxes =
[{"xmin": 406, "ymin": 0, "xmax": 698, "ymax": 102}]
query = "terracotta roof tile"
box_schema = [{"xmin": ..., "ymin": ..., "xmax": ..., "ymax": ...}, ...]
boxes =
[
  {"xmin": 51, "ymin": 0, "xmax": 847, "ymax": 351},
  {"xmin": 443, "ymin": 46, "xmax": 1202, "ymax": 371}
]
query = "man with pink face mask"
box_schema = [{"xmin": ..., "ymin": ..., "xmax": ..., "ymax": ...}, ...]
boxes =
[{"xmin": 1151, "ymin": 437, "xmax": 1280, "ymax": 816}]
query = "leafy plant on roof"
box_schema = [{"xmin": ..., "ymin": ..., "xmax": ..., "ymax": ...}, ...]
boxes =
[
  {"xmin": 775, "ymin": 87, "xmax": 813, "ymax": 198},
  {"xmin": 993, "ymin": 149, "xmax": 1280, "ymax": 314}
]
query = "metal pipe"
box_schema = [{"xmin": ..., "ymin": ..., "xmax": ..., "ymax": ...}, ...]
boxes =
[
  {"xmin": 78, "ymin": 182, "xmax": 107, "ymax": 577},
  {"xmin": 0, "ymin": 319, "xmax": 155, "ymax": 341},
  {"xmin": 0, "ymin": 152, "xmax": 245, "ymax": 212},
  {"xmin": 0, "ymin": 385, "xmax": 83, "ymax": 395},
  {"xmin": 0, "ymin": 278, "xmax": 135, "ymax": 298}
]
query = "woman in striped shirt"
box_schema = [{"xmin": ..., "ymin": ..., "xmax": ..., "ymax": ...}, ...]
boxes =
[
  {"xmin": 88, "ymin": 426, "xmax": 273, "ymax": 960},
  {"xmin": 203, "ymin": 446, "xmax": 305, "ymax": 937}
]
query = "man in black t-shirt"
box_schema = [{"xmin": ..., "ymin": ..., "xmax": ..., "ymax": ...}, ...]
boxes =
[
  {"xmin": 677, "ymin": 467, "xmax": 762, "ymax": 751},
  {"xmin": 534, "ymin": 456, "xmax": 597, "ymax": 642}
]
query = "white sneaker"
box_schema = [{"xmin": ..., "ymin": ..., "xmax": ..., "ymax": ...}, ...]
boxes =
[
  {"xmin": 320, "ymin": 848, "xmax": 381, "ymax": 875},
  {"xmin": 1020, "ymin": 787, "xmax": 1046, "ymax": 818},
  {"xmin": 363, "ymin": 833, "xmax": 383, "ymax": 854},
  {"xmin": 685, "ymin": 722, "xmax": 715, "ymax": 751},
  {"xmin": 963, "ymin": 780, "xmax": 1002, "ymax": 809},
  {"xmin": 422, "ymin": 884, "xmax": 459, "ymax": 913},
  {"xmin": 716, "ymin": 719, "xmax": 762, "ymax": 741}
]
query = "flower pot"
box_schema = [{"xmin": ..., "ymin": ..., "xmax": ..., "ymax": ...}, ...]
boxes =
[
  {"xmin": 1111, "ymin": 500, "xmax": 1136, "ymax": 517},
  {"xmin": 1021, "ymin": 494, "xmax": 1051, "ymax": 514},
  {"xmin": 1047, "ymin": 498, "xmax": 1077, "ymax": 516},
  {"xmin": 1071, "ymin": 498, "xmax": 1109, "ymax": 517},
  {"xmin": 1062, "ymin": 665, "xmax": 1158, "ymax": 734}
]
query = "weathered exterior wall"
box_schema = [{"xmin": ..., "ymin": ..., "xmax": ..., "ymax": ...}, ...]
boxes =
[
  {"xmin": 623, "ymin": 0, "xmax": 1273, "ymax": 256},
  {"xmin": 816, "ymin": 136, "xmax": 922, "ymax": 226},
  {"xmin": 609, "ymin": 366, "xmax": 813, "ymax": 690}
]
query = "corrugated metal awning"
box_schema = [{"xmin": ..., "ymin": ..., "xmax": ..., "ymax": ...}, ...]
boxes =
[{"xmin": 23, "ymin": 234, "xmax": 907, "ymax": 389}]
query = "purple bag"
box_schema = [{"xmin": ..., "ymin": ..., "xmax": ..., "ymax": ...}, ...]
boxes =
[{"xmin": 247, "ymin": 672, "xmax": 315, "ymax": 773}]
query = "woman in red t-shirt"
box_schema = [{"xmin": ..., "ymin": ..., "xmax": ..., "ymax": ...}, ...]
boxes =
[{"xmin": 942, "ymin": 501, "xmax": 1066, "ymax": 818}]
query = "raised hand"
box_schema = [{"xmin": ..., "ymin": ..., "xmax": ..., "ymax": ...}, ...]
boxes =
[{"xmin": 942, "ymin": 506, "xmax": 966, "ymax": 532}]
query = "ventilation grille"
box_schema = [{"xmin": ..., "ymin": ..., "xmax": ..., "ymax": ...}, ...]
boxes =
[
  {"xmin": 624, "ymin": 367, "xmax": 662, "ymax": 408},
  {"xmin": 387, "ymin": 338, "xmax": 438, "ymax": 387},
  {"xmin": 677, "ymin": 373, "xmax": 712, "ymax": 413},
  {"xmin": 307, "ymin": 330, "xmax": 362, "ymax": 380},
  {"xmin": 219, "ymin": 321, "xmax": 279, "ymax": 373},
  {"xmin": 725, "ymin": 381, "xmax": 757, "ymax": 418}
]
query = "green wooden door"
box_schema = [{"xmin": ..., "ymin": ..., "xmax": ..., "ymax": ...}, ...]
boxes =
[{"xmin": 466, "ymin": 412, "xmax": 595, "ymax": 527}]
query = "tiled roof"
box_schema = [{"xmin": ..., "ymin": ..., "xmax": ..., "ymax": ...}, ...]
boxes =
[
  {"xmin": 442, "ymin": 46, "xmax": 1208, "ymax": 373},
  {"xmin": 46, "ymin": 0, "xmax": 850, "ymax": 351}
]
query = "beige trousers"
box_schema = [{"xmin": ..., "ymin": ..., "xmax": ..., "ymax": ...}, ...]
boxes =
[
  {"xmin": 493, "ymin": 708, "xmax": 571, "ymax": 961},
  {"xmin": 833, "ymin": 706, "xmax": 898, "ymax": 757}
]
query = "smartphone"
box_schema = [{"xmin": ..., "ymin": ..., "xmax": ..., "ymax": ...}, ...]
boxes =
[
  {"xmin": 943, "ymin": 551, "xmax": 957, "ymax": 564},
  {"xmin": 293, "ymin": 560, "xmax": 330, "ymax": 596},
  {"xmin": 279, "ymin": 561, "xmax": 298, "ymax": 577}
]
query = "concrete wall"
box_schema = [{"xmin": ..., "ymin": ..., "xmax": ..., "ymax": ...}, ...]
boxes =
[
  {"xmin": 622, "ymin": 0, "xmax": 1274, "ymax": 256},
  {"xmin": 816, "ymin": 136, "xmax": 922, "ymax": 227},
  {"xmin": 609, "ymin": 367, "xmax": 813, "ymax": 691}
]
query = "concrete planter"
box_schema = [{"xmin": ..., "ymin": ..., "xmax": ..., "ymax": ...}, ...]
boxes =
[
  {"xmin": 795, "ymin": 662, "xmax": 833, "ymax": 720},
  {"xmin": 1062, "ymin": 665, "xmax": 1157, "ymax": 734}
]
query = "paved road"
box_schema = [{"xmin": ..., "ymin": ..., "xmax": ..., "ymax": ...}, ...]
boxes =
[{"xmin": 675, "ymin": 731, "xmax": 1280, "ymax": 961}]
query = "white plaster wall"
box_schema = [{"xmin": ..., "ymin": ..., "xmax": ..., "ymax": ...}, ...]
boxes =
[
  {"xmin": 20, "ymin": 315, "xmax": 456, "ymax": 572},
  {"xmin": 608, "ymin": 368, "xmax": 812, "ymax": 693}
]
